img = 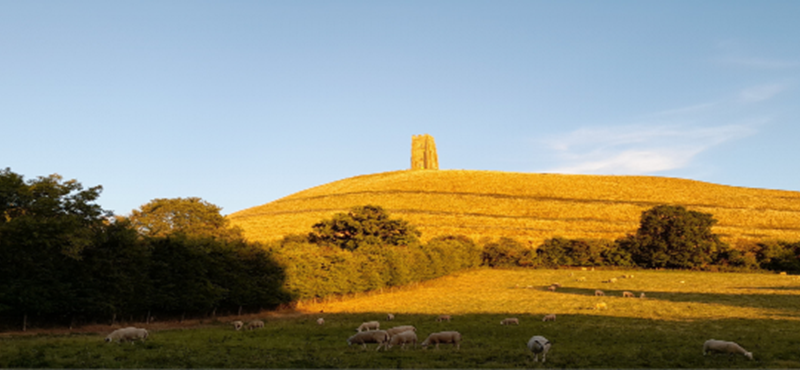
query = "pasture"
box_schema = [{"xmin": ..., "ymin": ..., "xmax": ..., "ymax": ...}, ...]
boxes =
[{"xmin": 2, "ymin": 268, "xmax": 800, "ymax": 368}]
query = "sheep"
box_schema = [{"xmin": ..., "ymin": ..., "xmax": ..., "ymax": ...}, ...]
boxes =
[
  {"xmin": 421, "ymin": 331, "xmax": 461, "ymax": 350},
  {"xmin": 246, "ymin": 320, "xmax": 264, "ymax": 330},
  {"xmin": 595, "ymin": 290, "xmax": 605, "ymax": 296},
  {"xmin": 640, "ymin": 292, "xmax": 646, "ymax": 299},
  {"xmin": 317, "ymin": 318, "xmax": 325, "ymax": 325},
  {"xmin": 542, "ymin": 314, "xmax": 556, "ymax": 322},
  {"xmin": 621, "ymin": 274, "xmax": 634, "ymax": 279},
  {"xmin": 232, "ymin": 320, "xmax": 244, "ymax": 331},
  {"xmin": 356, "ymin": 320, "xmax": 380, "ymax": 332},
  {"xmin": 386, "ymin": 313, "xmax": 395, "ymax": 321},
  {"xmin": 347, "ymin": 330, "xmax": 390, "ymax": 351},
  {"xmin": 605, "ymin": 278, "xmax": 617, "ymax": 283},
  {"xmin": 548, "ymin": 285, "xmax": 557, "ymax": 292},
  {"xmin": 386, "ymin": 325, "xmax": 416, "ymax": 337},
  {"xmin": 105, "ymin": 327, "xmax": 148, "ymax": 343},
  {"xmin": 387, "ymin": 330, "xmax": 418, "ymax": 350},
  {"xmin": 500, "ymin": 318, "xmax": 519, "ymax": 325},
  {"xmin": 551, "ymin": 283, "xmax": 562, "ymax": 288},
  {"xmin": 594, "ymin": 302, "xmax": 608, "ymax": 310},
  {"xmin": 435, "ymin": 315, "xmax": 451, "ymax": 322},
  {"xmin": 703, "ymin": 339, "xmax": 753, "ymax": 360},
  {"xmin": 622, "ymin": 291, "xmax": 635, "ymax": 298},
  {"xmin": 527, "ymin": 335, "xmax": 551, "ymax": 363},
  {"xmin": 576, "ymin": 277, "xmax": 586, "ymax": 282}
]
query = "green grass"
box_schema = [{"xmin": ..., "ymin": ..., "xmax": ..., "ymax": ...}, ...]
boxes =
[{"xmin": 2, "ymin": 269, "xmax": 800, "ymax": 368}]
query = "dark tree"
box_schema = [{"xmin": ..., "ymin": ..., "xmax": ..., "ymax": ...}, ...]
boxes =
[
  {"xmin": 129, "ymin": 197, "xmax": 243, "ymax": 241},
  {"xmin": 309, "ymin": 205, "xmax": 420, "ymax": 251},
  {"xmin": 621, "ymin": 205, "xmax": 727, "ymax": 269},
  {"xmin": 0, "ymin": 168, "xmax": 108, "ymax": 326}
]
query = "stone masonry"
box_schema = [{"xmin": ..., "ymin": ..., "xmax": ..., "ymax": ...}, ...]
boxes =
[{"xmin": 411, "ymin": 134, "xmax": 439, "ymax": 170}]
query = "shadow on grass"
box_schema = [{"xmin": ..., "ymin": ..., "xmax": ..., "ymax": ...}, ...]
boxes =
[{"xmin": 553, "ymin": 287, "xmax": 800, "ymax": 312}]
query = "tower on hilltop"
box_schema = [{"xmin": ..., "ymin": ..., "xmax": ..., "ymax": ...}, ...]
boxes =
[{"xmin": 411, "ymin": 134, "xmax": 439, "ymax": 170}]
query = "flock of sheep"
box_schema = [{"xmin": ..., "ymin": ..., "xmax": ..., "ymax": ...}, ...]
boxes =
[{"xmin": 101, "ymin": 272, "xmax": 755, "ymax": 363}]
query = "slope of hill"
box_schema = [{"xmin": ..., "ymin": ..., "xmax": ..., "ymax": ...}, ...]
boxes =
[{"xmin": 229, "ymin": 170, "xmax": 800, "ymax": 246}]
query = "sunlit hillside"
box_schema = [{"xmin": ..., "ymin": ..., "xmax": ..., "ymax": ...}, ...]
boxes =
[{"xmin": 229, "ymin": 170, "xmax": 800, "ymax": 246}]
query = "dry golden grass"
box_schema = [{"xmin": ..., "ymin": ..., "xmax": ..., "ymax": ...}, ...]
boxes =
[
  {"xmin": 299, "ymin": 268, "xmax": 800, "ymax": 322},
  {"xmin": 229, "ymin": 170, "xmax": 800, "ymax": 246}
]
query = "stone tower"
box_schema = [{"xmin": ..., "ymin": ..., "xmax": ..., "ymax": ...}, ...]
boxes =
[{"xmin": 411, "ymin": 134, "xmax": 439, "ymax": 170}]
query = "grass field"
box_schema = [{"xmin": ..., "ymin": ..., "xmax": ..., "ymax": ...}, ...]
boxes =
[
  {"xmin": 3, "ymin": 268, "xmax": 799, "ymax": 368},
  {"xmin": 228, "ymin": 170, "xmax": 800, "ymax": 246}
]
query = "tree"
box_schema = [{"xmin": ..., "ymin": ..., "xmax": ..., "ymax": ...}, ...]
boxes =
[
  {"xmin": 308, "ymin": 205, "xmax": 420, "ymax": 251},
  {"xmin": 0, "ymin": 168, "xmax": 108, "ymax": 327},
  {"xmin": 620, "ymin": 205, "xmax": 727, "ymax": 269},
  {"xmin": 129, "ymin": 197, "xmax": 243, "ymax": 241}
]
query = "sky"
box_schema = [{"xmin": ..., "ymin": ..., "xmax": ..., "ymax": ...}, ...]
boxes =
[{"xmin": 2, "ymin": 1, "xmax": 799, "ymax": 216}]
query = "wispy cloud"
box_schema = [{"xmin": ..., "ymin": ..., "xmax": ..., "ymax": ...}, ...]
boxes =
[
  {"xmin": 719, "ymin": 57, "xmax": 800, "ymax": 70},
  {"xmin": 543, "ymin": 123, "xmax": 758, "ymax": 175},
  {"xmin": 738, "ymin": 83, "xmax": 787, "ymax": 103}
]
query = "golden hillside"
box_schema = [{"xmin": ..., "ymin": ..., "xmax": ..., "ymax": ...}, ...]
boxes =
[{"xmin": 229, "ymin": 170, "xmax": 800, "ymax": 247}]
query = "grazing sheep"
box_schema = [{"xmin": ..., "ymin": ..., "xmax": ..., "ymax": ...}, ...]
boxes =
[
  {"xmin": 551, "ymin": 283, "xmax": 562, "ymax": 288},
  {"xmin": 527, "ymin": 335, "xmax": 551, "ymax": 363},
  {"xmin": 576, "ymin": 277, "xmax": 586, "ymax": 282},
  {"xmin": 421, "ymin": 331, "xmax": 461, "ymax": 350},
  {"xmin": 387, "ymin": 330, "xmax": 418, "ymax": 350},
  {"xmin": 386, "ymin": 325, "xmax": 416, "ymax": 337},
  {"xmin": 640, "ymin": 292, "xmax": 646, "ymax": 299},
  {"xmin": 357, "ymin": 320, "xmax": 380, "ymax": 332},
  {"xmin": 105, "ymin": 327, "xmax": 148, "ymax": 343},
  {"xmin": 622, "ymin": 291, "xmax": 635, "ymax": 298},
  {"xmin": 595, "ymin": 290, "xmax": 605, "ymax": 296},
  {"xmin": 500, "ymin": 318, "xmax": 519, "ymax": 325},
  {"xmin": 232, "ymin": 320, "xmax": 244, "ymax": 331},
  {"xmin": 542, "ymin": 314, "xmax": 556, "ymax": 322},
  {"xmin": 605, "ymin": 278, "xmax": 617, "ymax": 283},
  {"xmin": 347, "ymin": 330, "xmax": 390, "ymax": 351},
  {"xmin": 246, "ymin": 320, "xmax": 264, "ymax": 330},
  {"xmin": 317, "ymin": 318, "xmax": 325, "ymax": 325},
  {"xmin": 548, "ymin": 285, "xmax": 557, "ymax": 292},
  {"xmin": 621, "ymin": 274, "xmax": 634, "ymax": 279},
  {"xmin": 594, "ymin": 302, "xmax": 608, "ymax": 310},
  {"xmin": 435, "ymin": 315, "xmax": 451, "ymax": 322},
  {"xmin": 703, "ymin": 339, "xmax": 753, "ymax": 360},
  {"xmin": 386, "ymin": 313, "xmax": 395, "ymax": 321}
]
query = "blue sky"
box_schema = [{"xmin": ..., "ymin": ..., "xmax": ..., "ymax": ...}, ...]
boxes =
[{"xmin": 2, "ymin": 1, "xmax": 799, "ymax": 216}]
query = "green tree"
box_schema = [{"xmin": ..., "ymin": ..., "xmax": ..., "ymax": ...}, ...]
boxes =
[
  {"xmin": 620, "ymin": 205, "xmax": 727, "ymax": 269},
  {"xmin": 309, "ymin": 205, "xmax": 421, "ymax": 251},
  {"xmin": 0, "ymin": 168, "xmax": 108, "ymax": 326},
  {"xmin": 129, "ymin": 197, "xmax": 243, "ymax": 241}
]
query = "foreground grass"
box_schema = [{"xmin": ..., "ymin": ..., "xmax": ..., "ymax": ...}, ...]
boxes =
[{"xmin": 2, "ymin": 269, "xmax": 800, "ymax": 368}]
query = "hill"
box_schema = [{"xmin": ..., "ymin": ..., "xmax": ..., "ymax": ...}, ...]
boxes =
[{"xmin": 228, "ymin": 170, "xmax": 800, "ymax": 246}]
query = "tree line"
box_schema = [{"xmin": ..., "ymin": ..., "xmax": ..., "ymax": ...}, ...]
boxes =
[{"xmin": 2, "ymin": 168, "xmax": 799, "ymax": 330}]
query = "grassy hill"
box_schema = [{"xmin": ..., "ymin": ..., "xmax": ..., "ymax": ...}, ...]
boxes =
[{"xmin": 229, "ymin": 170, "xmax": 800, "ymax": 246}]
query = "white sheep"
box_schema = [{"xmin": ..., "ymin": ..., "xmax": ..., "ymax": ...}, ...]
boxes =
[
  {"xmin": 317, "ymin": 318, "xmax": 325, "ymax": 325},
  {"xmin": 435, "ymin": 314, "xmax": 451, "ymax": 322},
  {"xmin": 622, "ymin": 291, "xmax": 635, "ymax": 298},
  {"xmin": 387, "ymin": 330, "xmax": 418, "ymax": 350},
  {"xmin": 386, "ymin": 325, "xmax": 416, "ymax": 337},
  {"xmin": 386, "ymin": 313, "xmax": 395, "ymax": 321},
  {"xmin": 527, "ymin": 335, "xmax": 551, "ymax": 363},
  {"xmin": 548, "ymin": 285, "xmax": 557, "ymax": 292},
  {"xmin": 500, "ymin": 318, "xmax": 519, "ymax": 325},
  {"xmin": 551, "ymin": 283, "xmax": 562, "ymax": 288},
  {"xmin": 232, "ymin": 320, "xmax": 243, "ymax": 331},
  {"xmin": 576, "ymin": 277, "xmax": 586, "ymax": 282},
  {"xmin": 542, "ymin": 314, "xmax": 556, "ymax": 322},
  {"xmin": 703, "ymin": 339, "xmax": 753, "ymax": 360},
  {"xmin": 105, "ymin": 327, "xmax": 148, "ymax": 343},
  {"xmin": 421, "ymin": 331, "xmax": 461, "ymax": 350},
  {"xmin": 595, "ymin": 290, "xmax": 605, "ymax": 296},
  {"xmin": 347, "ymin": 330, "xmax": 390, "ymax": 351},
  {"xmin": 640, "ymin": 292, "xmax": 646, "ymax": 299},
  {"xmin": 594, "ymin": 302, "xmax": 608, "ymax": 310},
  {"xmin": 356, "ymin": 320, "xmax": 380, "ymax": 332},
  {"xmin": 246, "ymin": 320, "xmax": 264, "ymax": 330}
]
